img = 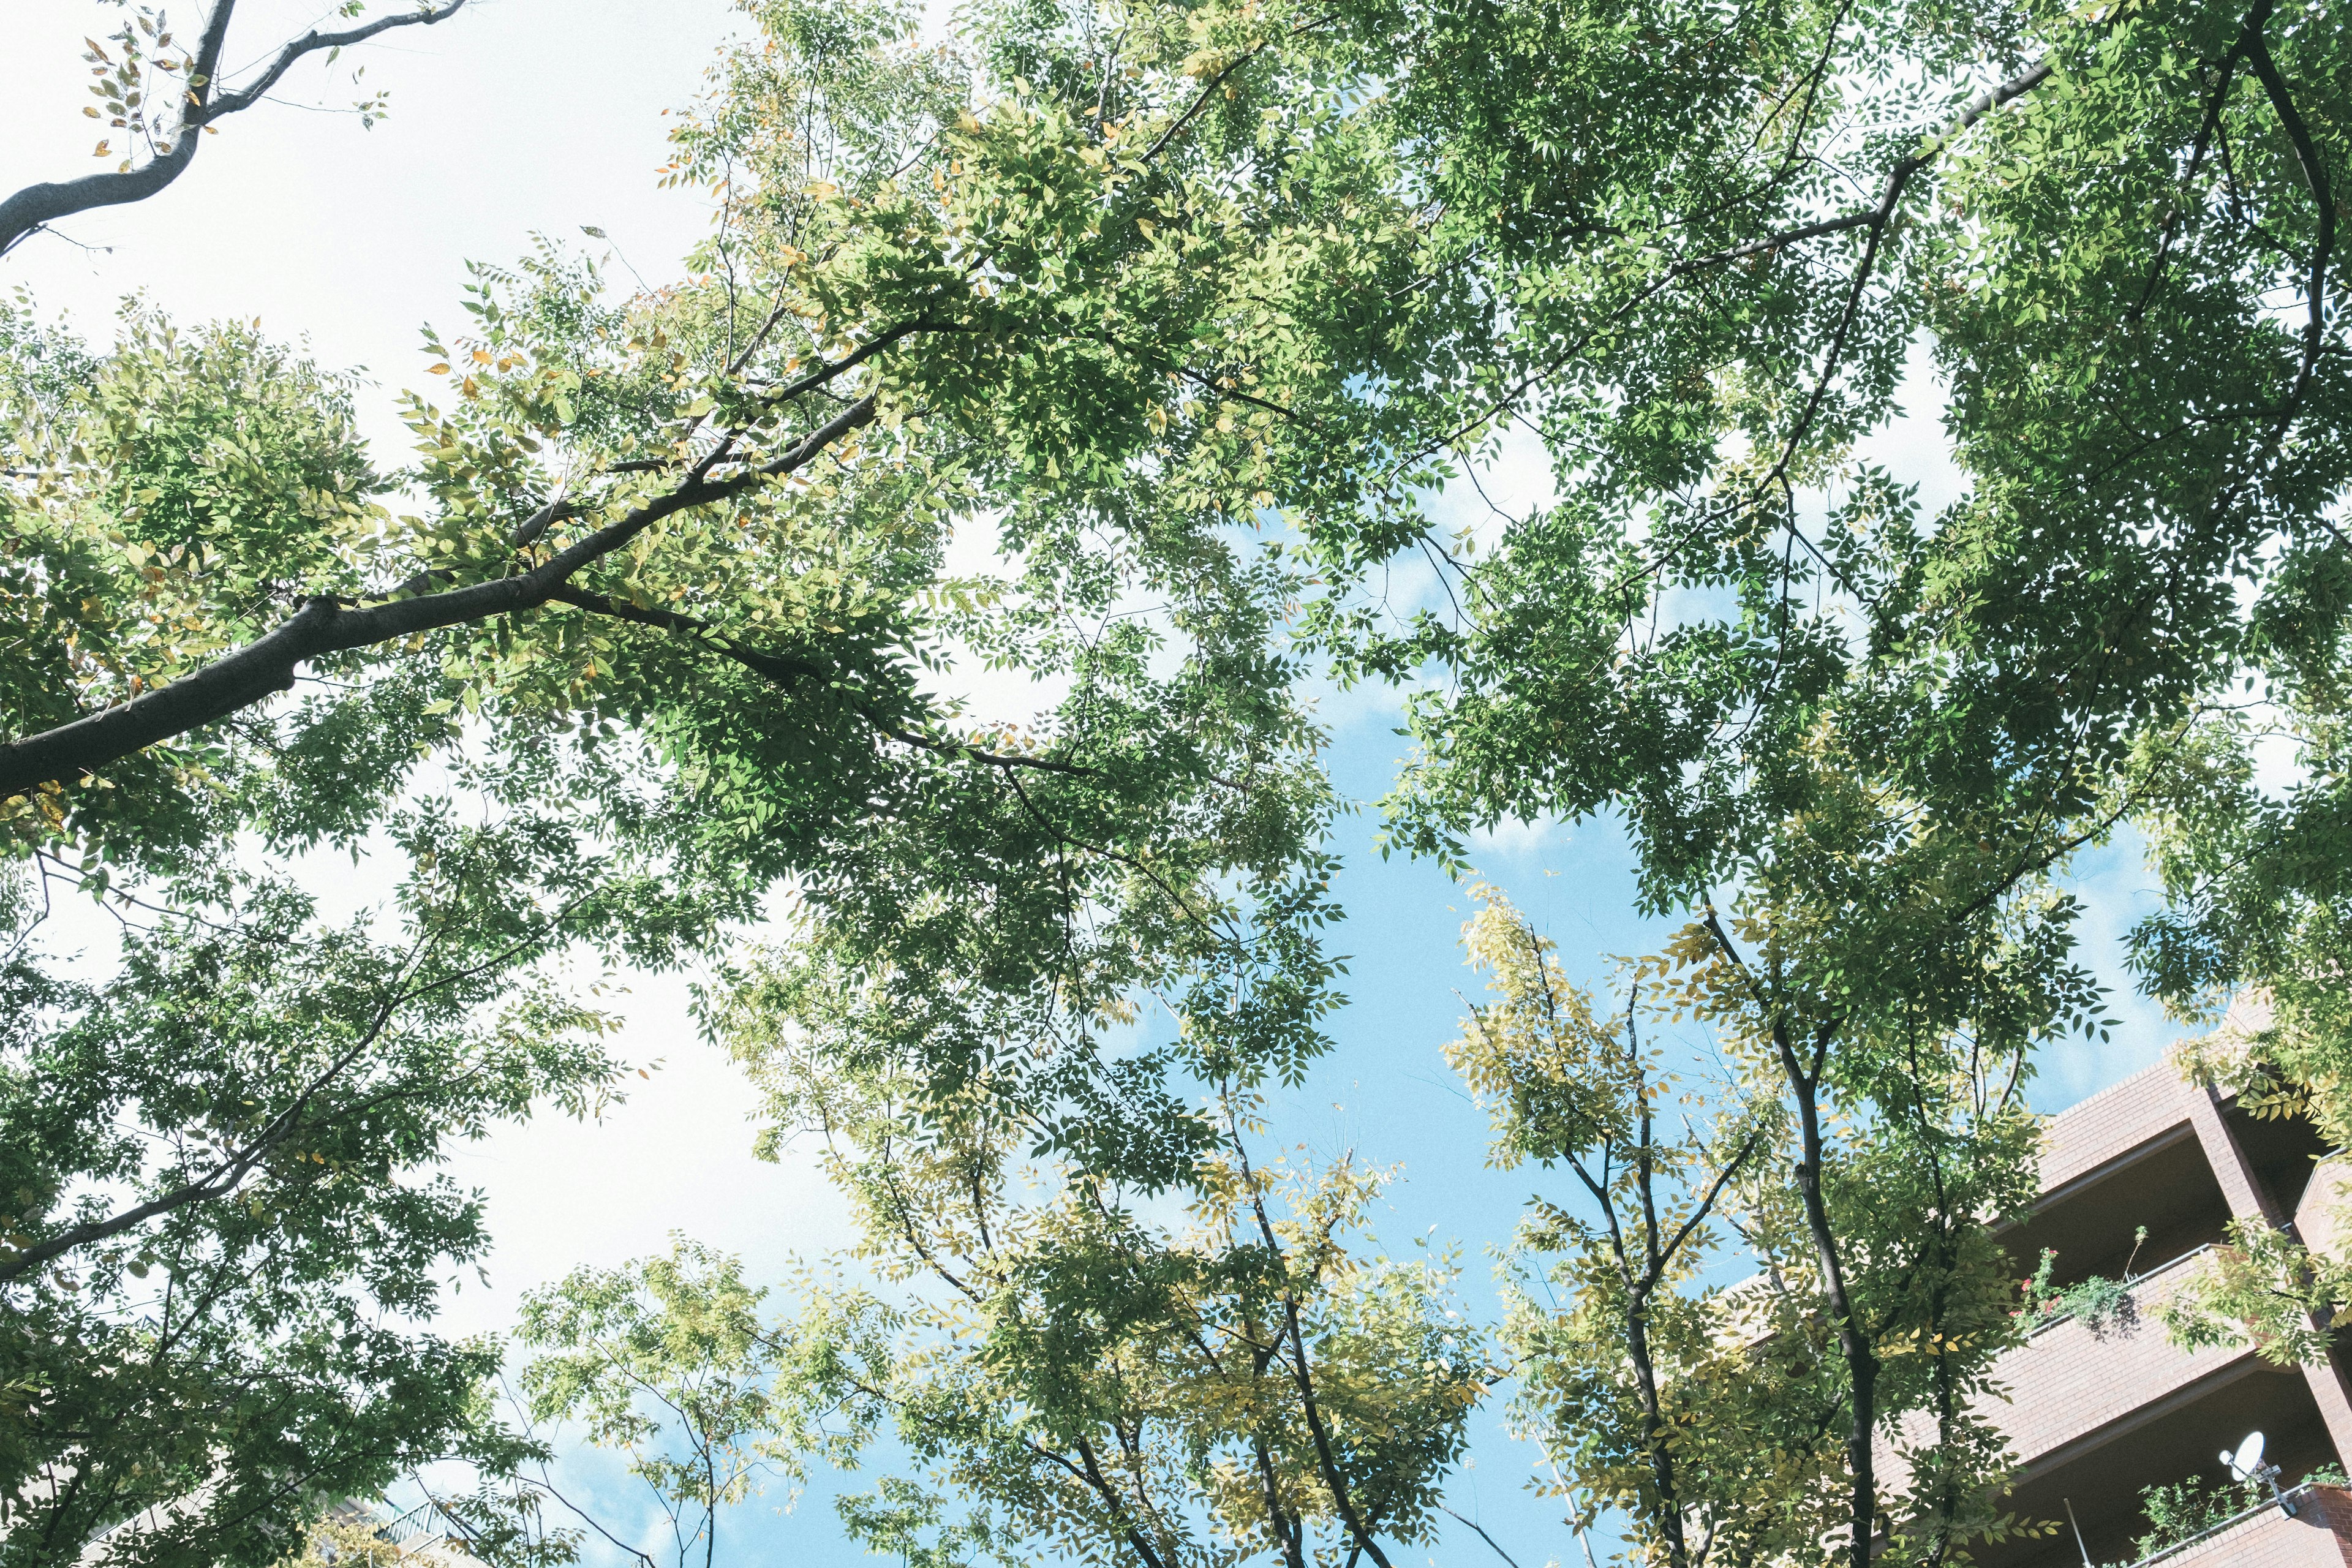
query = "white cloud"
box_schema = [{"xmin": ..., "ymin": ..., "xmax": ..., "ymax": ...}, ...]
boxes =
[{"xmin": 435, "ymin": 968, "xmax": 854, "ymax": 1342}]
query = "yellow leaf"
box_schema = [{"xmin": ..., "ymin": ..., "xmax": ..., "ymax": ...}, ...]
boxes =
[{"xmin": 426, "ymin": 362, "xmax": 451, "ymax": 375}]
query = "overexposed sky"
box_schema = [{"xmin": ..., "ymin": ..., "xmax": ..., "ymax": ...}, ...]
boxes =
[{"xmin": 6, "ymin": 0, "xmax": 734, "ymax": 429}]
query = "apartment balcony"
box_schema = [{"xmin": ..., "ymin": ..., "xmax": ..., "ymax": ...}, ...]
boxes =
[
  {"xmin": 1981, "ymin": 1245, "xmax": 2245, "ymax": 1472},
  {"xmin": 1934, "ymin": 1054, "xmax": 2352, "ymax": 1568}
]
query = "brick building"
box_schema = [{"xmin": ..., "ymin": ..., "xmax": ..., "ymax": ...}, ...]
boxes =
[{"xmin": 1956, "ymin": 1031, "xmax": 2352, "ymax": 1567}]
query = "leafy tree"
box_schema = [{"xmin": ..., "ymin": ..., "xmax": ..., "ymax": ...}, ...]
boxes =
[
  {"xmin": 0, "ymin": 0, "xmax": 1426, "ymax": 873},
  {"xmin": 514, "ymin": 605, "xmax": 1471, "ymax": 1567},
  {"xmin": 2, "ymin": 0, "xmax": 1419, "ymax": 1558},
  {"xmin": 1449, "ymin": 891, "xmax": 1807, "ymax": 1568},
  {"xmin": 12, "ymin": 0, "xmax": 2349, "ymax": 1562},
  {"xmin": 0, "ymin": 834, "xmax": 624, "ymax": 1567},
  {"xmin": 1222, "ymin": 0, "xmax": 2352, "ymax": 1558},
  {"xmin": 519, "ymin": 997, "xmax": 1485, "ymax": 1568},
  {"xmin": 1450, "ymin": 890, "xmax": 2043, "ymax": 1568},
  {"xmin": 516, "ymin": 1241, "xmax": 824, "ymax": 1568}
]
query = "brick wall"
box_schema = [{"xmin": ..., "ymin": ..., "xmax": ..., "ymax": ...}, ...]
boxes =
[
  {"xmin": 2300, "ymin": 1156, "xmax": 2351, "ymax": 1259},
  {"xmin": 2038, "ymin": 1064, "xmax": 2195, "ymax": 1198},
  {"xmin": 1887, "ymin": 1248, "xmax": 2252, "ymax": 1475}
]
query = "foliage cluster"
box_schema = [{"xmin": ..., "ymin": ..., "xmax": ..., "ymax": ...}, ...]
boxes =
[
  {"xmin": 2129, "ymin": 1472, "xmax": 2266, "ymax": 1564},
  {"xmin": 1453, "ymin": 891, "xmax": 2047, "ymax": 1568},
  {"xmin": 510, "ymin": 862, "xmax": 1491, "ymax": 1568}
]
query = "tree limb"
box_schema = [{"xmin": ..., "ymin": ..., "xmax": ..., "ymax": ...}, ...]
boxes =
[
  {"xmin": 543, "ymin": 583, "xmax": 1095, "ymax": 776},
  {"xmin": 1439, "ymin": 1506, "xmax": 1525, "ymax": 1568},
  {"xmin": 2242, "ymin": 3, "xmax": 2337, "ymax": 431},
  {"xmin": 1753, "ymin": 53, "xmax": 2054, "ymax": 497},
  {"xmin": 0, "ymin": 395, "xmax": 875, "ymax": 802},
  {"xmin": 1224, "ymin": 1110, "xmax": 1396, "ymax": 1568},
  {"xmin": 0, "ymin": 0, "xmax": 470, "ymax": 257},
  {"xmin": 1400, "ymin": 52, "xmax": 2056, "ymax": 478}
]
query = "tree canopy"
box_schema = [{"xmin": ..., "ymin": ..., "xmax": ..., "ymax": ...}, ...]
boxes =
[{"xmin": 4, "ymin": 0, "xmax": 2349, "ymax": 1562}]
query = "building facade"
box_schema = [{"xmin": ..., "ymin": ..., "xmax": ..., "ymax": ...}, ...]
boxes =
[{"xmin": 1961, "ymin": 1049, "xmax": 2352, "ymax": 1567}]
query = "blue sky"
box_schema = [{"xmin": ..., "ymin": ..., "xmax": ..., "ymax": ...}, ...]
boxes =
[{"xmin": 3, "ymin": 5, "xmax": 2195, "ymax": 1563}]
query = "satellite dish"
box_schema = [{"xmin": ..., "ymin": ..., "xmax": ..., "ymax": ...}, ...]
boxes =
[{"xmin": 2225, "ymin": 1430, "xmax": 2267, "ymax": 1483}]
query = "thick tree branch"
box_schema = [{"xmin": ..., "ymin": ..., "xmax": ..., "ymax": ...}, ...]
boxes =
[
  {"xmin": 1070, "ymin": 1435, "xmax": 1176, "ymax": 1568},
  {"xmin": 0, "ymin": 396, "xmax": 875, "ymax": 802},
  {"xmin": 2129, "ymin": 43, "xmax": 2244, "ymax": 323},
  {"xmin": 1278, "ymin": 1294, "xmax": 1395, "ymax": 1568},
  {"xmin": 0, "ymin": 0, "xmax": 469, "ymax": 257},
  {"xmin": 2242, "ymin": 7, "xmax": 2337, "ymax": 428},
  {"xmin": 1253, "ymin": 1435, "xmax": 1307, "ymax": 1568}
]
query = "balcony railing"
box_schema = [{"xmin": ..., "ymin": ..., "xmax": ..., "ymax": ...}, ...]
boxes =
[
  {"xmin": 374, "ymin": 1498, "xmax": 484, "ymax": 1559},
  {"xmin": 2127, "ymin": 1482, "xmax": 2317, "ymax": 1567},
  {"xmin": 2022, "ymin": 1243, "xmax": 2217, "ymax": 1341},
  {"xmin": 1887, "ymin": 1241, "xmax": 2252, "ymax": 1472}
]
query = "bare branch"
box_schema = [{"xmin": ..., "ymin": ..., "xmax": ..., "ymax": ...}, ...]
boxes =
[
  {"xmin": 0, "ymin": 1, "xmax": 470, "ymax": 257},
  {"xmin": 1439, "ymin": 1506, "xmax": 1525, "ymax": 1568},
  {"xmin": 205, "ymin": 0, "xmax": 470, "ymax": 122}
]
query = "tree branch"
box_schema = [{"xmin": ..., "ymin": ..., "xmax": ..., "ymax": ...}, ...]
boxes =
[
  {"xmin": 1224, "ymin": 1110, "xmax": 1395, "ymax": 1568},
  {"xmin": 755, "ymin": 317, "xmax": 937, "ymax": 402},
  {"xmin": 2242, "ymin": 4, "xmax": 2337, "ymax": 431},
  {"xmin": 205, "ymin": 0, "xmax": 470, "ymax": 122},
  {"xmin": 0, "ymin": 394, "xmax": 875, "ymax": 802},
  {"xmin": 544, "ymin": 583, "xmax": 1094, "ymax": 777},
  {"xmin": 1439, "ymin": 1506, "xmax": 1524, "ymax": 1568},
  {"xmin": 0, "ymin": 897, "xmax": 579, "ymax": 1286},
  {"xmin": 1401, "ymin": 52, "xmax": 2056, "ymax": 480},
  {"xmin": 1754, "ymin": 53, "xmax": 2054, "ymax": 496},
  {"xmin": 0, "ymin": 0, "xmax": 469, "ymax": 257}
]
